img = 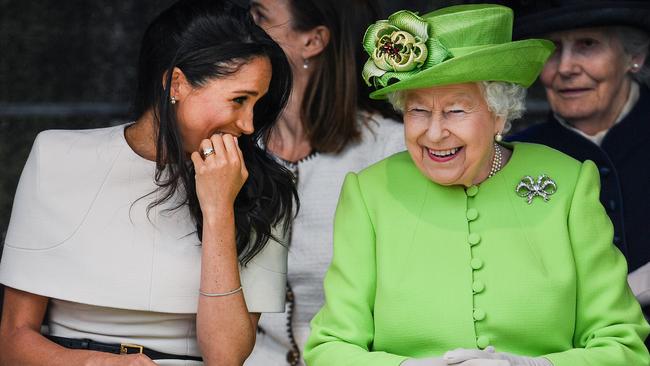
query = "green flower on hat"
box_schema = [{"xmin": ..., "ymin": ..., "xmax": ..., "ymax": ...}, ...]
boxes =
[{"xmin": 362, "ymin": 10, "xmax": 451, "ymax": 88}]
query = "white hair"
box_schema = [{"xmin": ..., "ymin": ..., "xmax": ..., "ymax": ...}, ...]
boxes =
[{"xmin": 387, "ymin": 81, "xmax": 527, "ymax": 132}]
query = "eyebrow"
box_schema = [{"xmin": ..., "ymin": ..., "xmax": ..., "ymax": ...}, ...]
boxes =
[{"xmin": 233, "ymin": 90, "xmax": 260, "ymax": 96}]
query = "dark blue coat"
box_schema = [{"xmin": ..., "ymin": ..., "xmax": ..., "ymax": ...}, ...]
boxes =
[{"xmin": 509, "ymin": 85, "xmax": 650, "ymax": 273}]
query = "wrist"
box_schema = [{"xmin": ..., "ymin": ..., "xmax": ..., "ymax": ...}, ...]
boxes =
[
  {"xmin": 202, "ymin": 205, "xmax": 235, "ymax": 223},
  {"xmin": 82, "ymin": 352, "xmax": 118, "ymax": 366}
]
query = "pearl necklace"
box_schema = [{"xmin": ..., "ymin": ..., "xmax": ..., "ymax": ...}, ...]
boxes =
[{"xmin": 488, "ymin": 142, "xmax": 503, "ymax": 178}]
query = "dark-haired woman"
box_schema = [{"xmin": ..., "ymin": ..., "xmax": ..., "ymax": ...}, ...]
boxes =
[
  {"xmin": 0, "ymin": 0, "xmax": 295, "ymax": 365},
  {"xmin": 246, "ymin": 1, "xmax": 404, "ymax": 365}
]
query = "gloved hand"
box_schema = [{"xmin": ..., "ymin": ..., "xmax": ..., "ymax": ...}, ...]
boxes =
[
  {"xmin": 400, "ymin": 357, "xmax": 449, "ymax": 366},
  {"xmin": 628, "ymin": 261, "xmax": 650, "ymax": 306},
  {"xmin": 401, "ymin": 357, "xmax": 509, "ymax": 366},
  {"xmin": 455, "ymin": 361, "xmax": 510, "ymax": 366},
  {"xmin": 444, "ymin": 346, "xmax": 552, "ymax": 366}
]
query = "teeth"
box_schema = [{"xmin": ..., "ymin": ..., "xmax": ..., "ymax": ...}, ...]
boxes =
[{"xmin": 429, "ymin": 147, "xmax": 459, "ymax": 157}]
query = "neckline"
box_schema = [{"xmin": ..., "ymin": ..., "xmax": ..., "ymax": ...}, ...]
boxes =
[
  {"xmin": 472, "ymin": 141, "xmax": 517, "ymax": 187},
  {"xmin": 276, "ymin": 150, "xmax": 319, "ymax": 169},
  {"xmin": 120, "ymin": 123, "xmax": 157, "ymax": 166}
]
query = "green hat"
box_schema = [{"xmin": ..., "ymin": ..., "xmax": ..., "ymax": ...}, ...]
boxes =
[{"xmin": 362, "ymin": 4, "xmax": 554, "ymax": 99}]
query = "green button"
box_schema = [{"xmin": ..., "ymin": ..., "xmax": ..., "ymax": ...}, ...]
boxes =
[
  {"xmin": 466, "ymin": 208, "xmax": 479, "ymax": 221},
  {"xmin": 473, "ymin": 309, "xmax": 486, "ymax": 321},
  {"xmin": 477, "ymin": 335, "xmax": 490, "ymax": 349},
  {"xmin": 466, "ymin": 185, "xmax": 479, "ymax": 197},
  {"xmin": 468, "ymin": 233, "xmax": 481, "ymax": 246},
  {"xmin": 472, "ymin": 280, "xmax": 485, "ymax": 293},
  {"xmin": 471, "ymin": 258, "xmax": 484, "ymax": 270}
]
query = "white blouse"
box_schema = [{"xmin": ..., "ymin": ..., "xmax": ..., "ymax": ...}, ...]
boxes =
[{"xmin": 0, "ymin": 124, "xmax": 289, "ymax": 364}]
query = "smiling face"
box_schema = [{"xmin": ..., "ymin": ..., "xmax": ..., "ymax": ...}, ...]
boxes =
[
  {"xmin": 540, "ymin": 27, "xmax": 634, "ymax": 132},
  {"xmin": 172, "ymin": 56, "xmax": 272, "ymax": 154},
  {"xmin": 403, "ymin": 83, "xmax": 504, "ymax": 187}
]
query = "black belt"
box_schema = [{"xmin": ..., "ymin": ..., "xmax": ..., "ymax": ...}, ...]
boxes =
[{"xmin": 47, "ymin": 335, "xmax": 203, "ymax": 361}]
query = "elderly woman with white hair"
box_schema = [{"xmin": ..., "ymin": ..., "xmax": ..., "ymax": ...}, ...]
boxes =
[
  {"xmin": 304, "ymin": 4, "xmax": 649, "ymax": 366},
  {"xmin": 505, "ymin": 1, "xmax": 650, "ymax": 318}
]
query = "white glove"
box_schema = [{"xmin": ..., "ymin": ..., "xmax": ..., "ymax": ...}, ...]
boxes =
[
  {"xmin": 444, "ymin": 347, "xmax": 552, "ymax": 366},
  {"xmin": 628, "ymin": 262, "xmax": 650, "ymax": 306},
  {"xmin": 400, "ymin": 357, "xmax": 509, "ymax": 366},
  {"xmin": 455, "ymin": 361, "xmax": 510, "ymax": 366},
  {"xmin": 400, "ymin": 357, "xmax": 449, "ymax": 366}
]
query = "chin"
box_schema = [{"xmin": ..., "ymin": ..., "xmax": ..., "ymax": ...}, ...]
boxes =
[{"xmin": 554, "ymin": 106, "xmax": 595, "ymax": 121}]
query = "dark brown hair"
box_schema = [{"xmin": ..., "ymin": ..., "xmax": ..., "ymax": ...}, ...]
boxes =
[
  {"xmin": 288, "ymin": 0, "xmax": 400, "ymax": 154},
  {"xmin": 134, "ymin": 0, "xmax": 296, "ymax": 264}
]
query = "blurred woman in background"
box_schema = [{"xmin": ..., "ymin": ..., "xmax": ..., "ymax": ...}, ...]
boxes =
[
  {"xmin": 246, "ymin": 0, "xmax": 404, "ymax": 365},
  {"xmin": 507, "ymin": 0, "xmax": 650, "ymax": 315}
]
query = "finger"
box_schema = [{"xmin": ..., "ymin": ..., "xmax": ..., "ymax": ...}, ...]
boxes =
[
  {"xmin": 191, "ymin": 151, "xmax": 204, "ymax": 171},
  {"xmin": 123, "ymin": 353, "xmax": 157, "ymax": 365},
  {"xmin": 235, "ymin": 137, "xmax": 248, "ymax": 178},
  {"xmin": 221, "ymin": 133, "xmax": 239, "ymax": 161},
  {"xmin": 199, "ymin": 138, "xmax": 217, "ymax": 160},
  {"xmin": 235, "ymin": 136, "xmax": 245, "ymax": 163},
  {"xmin": 209, "ymin": 133, "xmax": 228, "ymax": 160}
]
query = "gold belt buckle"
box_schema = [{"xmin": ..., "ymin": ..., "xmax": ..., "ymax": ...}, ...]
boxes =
[{"xmin": 120, "ymin": 343, "xmax": 144, "ymax": 354}]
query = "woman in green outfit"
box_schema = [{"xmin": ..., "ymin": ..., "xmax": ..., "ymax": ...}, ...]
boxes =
[{"xmin": 304, "ymin": 4, "xmax": 650, "ymax": 366}]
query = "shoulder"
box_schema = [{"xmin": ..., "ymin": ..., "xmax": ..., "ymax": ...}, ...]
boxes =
[
  {"xmin": 28, "ymin": 124, "xmax": 131, "ymax": 181},
  {"xmin": 512, "ymin": 141, "xmax": 579, "ymax": 164},
  {"xmin": 4, "ymin": 124, "xmax": 134, "ymax": 250},
  {"xmin": 507, "ymin": 120, "xmax": 560, "ymax": 144},
  {"xmin": 362, "ymin": 112, "xmax": 403, "ymax": 133},
  {"xmin": 26, "ymin": 125, "xmax": 128, "ymax": 176},
  {"xmin": 33, "ymin": 124, "xmax": 125, "ymax": 157},
  {"xmin": 352, "ymin": 151, "xmax": 427, "ymax": 201},
  {"xmin": 357, "ymin": 151, "xmax": 415, "ymax": 180},
  {"xmin": 353, "ymin": 112, "xmax": 405, "ymax": 159},
  {"xmin": 358, "ymin": 112, "xmax": 403, "ymax": 143}
]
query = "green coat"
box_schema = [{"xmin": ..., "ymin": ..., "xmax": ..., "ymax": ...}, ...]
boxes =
[{"xmin": 304, "ymin": 143, "xmax": 650, "ymax": 366}]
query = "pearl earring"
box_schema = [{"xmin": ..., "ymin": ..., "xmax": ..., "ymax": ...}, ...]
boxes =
[
  {"xmin": 495, "ymin": 132, "xmax": 503, "ymax": 142},
  {"xmin": 171, "ymin": 96, "xmax": 177, "ymax": 105},
  {"xmin": 632, "ymin": 63, "xmax": 640, "ymax": 70},
  {"xmin": 303, "ymin": 58, "xmax": 309, "ymax": 69}
]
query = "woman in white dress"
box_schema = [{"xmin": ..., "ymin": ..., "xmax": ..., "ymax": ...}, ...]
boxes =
[
  {"xmin": 246, "ymin": 1, "xmax": 404, "ymax": 365},
  {"xmin": 0, "ymin": 0, "xmax": 296, "ymax": 365}
]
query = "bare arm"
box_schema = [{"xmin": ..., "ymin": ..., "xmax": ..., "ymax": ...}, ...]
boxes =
[
  {"xmin": 192, "ymin": 134, "xmax": 259, "ymax": 366},
  {"xmin": 0, "ymin": 287, "xmax": 156, "ymax": 366}
]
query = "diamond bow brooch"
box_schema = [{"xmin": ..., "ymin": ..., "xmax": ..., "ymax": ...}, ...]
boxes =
[{"xmin": 515, "ymin": 174, "xmax": 557, "ymax": 204}]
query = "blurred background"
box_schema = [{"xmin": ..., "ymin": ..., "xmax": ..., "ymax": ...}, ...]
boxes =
[{"xmin": 0, "ymin": 0, "xmax": 549, "ymax": 245}]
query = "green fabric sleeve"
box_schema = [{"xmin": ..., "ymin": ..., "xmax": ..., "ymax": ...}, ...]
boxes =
[
  {"xmin": 544, "ymin": 160, "xmax": 650, "ymax": 366},
  {"xmin": 303, "ymin": 173, "xmax": 408, "ymax": 366}
]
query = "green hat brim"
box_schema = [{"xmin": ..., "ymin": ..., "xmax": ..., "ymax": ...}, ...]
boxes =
[{"xmin": 369, "ymin": 39, "xmax": 554, "ymax": 100}]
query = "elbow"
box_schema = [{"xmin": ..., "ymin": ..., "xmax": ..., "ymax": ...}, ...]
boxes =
[
  {"xmin": 201, "ymin": 350, "xmax": 252, "ymax": 366},
  {"xmin": 198, "ymin": 337, "xmax": 255, "ymax": 366},
  {"xmin": 202, "ymin": 355, "xmax": 248, "ymax": 366}
]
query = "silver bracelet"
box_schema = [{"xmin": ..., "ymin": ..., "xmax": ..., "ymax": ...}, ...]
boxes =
[{"xmin": 199, "ymin": 286, "xmax": 243, "ymax": 297}]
